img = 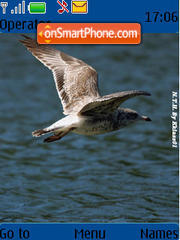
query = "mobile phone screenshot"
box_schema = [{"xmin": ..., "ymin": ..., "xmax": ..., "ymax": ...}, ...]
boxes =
[{"xmin": 0, "ymin": 0, "xmax": 179, "ymax": 239}]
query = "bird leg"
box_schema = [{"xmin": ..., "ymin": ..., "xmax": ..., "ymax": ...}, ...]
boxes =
[{"xmin": 44, "ymin": 127, "xmax": 76, "ymax": 143}]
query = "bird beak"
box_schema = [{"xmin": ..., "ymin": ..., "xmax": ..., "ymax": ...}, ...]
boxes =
[{"xmin": 142, "ymin": 116, "xmax": 152, "ymax": 121}]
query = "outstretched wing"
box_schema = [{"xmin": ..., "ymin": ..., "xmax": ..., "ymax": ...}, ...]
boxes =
[
  {"xmin": 79, "ymin": 90, "xmax": 151, "ymax": 116},
  {"xmin": 20, "ymin": 35, "xmax": 100, "ymax": 115}
]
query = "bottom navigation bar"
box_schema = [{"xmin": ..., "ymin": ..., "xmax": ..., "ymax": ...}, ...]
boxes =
[{"xmin": 0, "ymin": 223, "xmax": 178, "ymax": 240}]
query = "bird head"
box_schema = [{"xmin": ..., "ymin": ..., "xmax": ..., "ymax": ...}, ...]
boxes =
[{"xmin": 117, "ymin": 108, "xmax": 151, "ymax": 126}]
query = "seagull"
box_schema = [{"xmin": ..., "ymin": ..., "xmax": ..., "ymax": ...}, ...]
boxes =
[{"xmin": 20, "ymin": 35, "xmax": 151, "ymax": 143}]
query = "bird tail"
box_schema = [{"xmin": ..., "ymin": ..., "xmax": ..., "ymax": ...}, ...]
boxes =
[
  {"xmin": 32, "ymin": 125, "xmax": 67, "ymax": 138},
  {"xmin": 32, "ymin": 129, "xmax": 50, "ymax": 137},
  {"xmin": 32, "ymin": 126, "xmax": 76, "ymax": 143}
]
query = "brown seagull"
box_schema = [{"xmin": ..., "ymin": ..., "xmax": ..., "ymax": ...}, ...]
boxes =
[{"xmin": 20, "ymin": 35, "xmax": 151, "ymax": 143}]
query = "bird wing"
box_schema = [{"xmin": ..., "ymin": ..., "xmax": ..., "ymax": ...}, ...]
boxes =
[
  {"xmin": 79, "ymin": 90, "xmax": 151, "ymax": 116},
  {"xmin": 20, "ymin": 35, "xmax": 100, "ymax": 115}
]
